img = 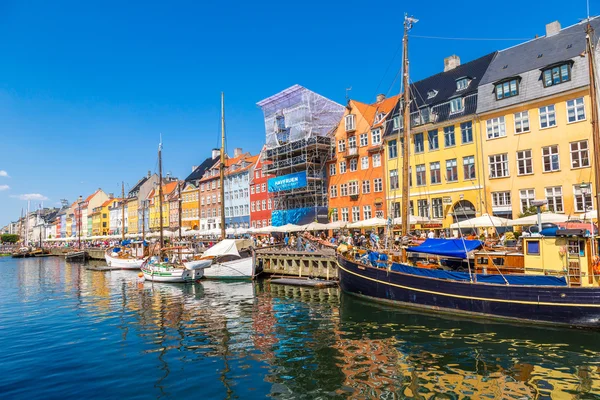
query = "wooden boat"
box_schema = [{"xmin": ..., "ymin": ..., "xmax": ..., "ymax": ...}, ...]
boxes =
[
  {"xmin": 65, "ymin": 250, "xmax": 89, "ymax": 261},
  {"xmin": 337, "ymin": 16, "xmax": 600, "ymax": 329},
  {"xmin": 105, "ymin": 241, "xmax": 147, "ymax": 269},
  {"xmin": 200, "ymin": 239, "xmax": 257, "ymax": 280}
]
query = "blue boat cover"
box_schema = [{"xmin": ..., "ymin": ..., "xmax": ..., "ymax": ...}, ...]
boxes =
[
  {"xmin": 390, "ymin": 263, "xmax": 568, "ymax": 286},
  {"xmin": 407, "ymin": 238, "xmax": 482, "ymax": 259},
  {"xmin": 121, "ymin": 240, "xmax": 131, "ymax": 246}
]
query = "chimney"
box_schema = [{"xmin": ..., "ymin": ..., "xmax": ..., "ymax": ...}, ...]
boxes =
[
  {"xmin": 376, "ymin": 94, "xmax": 386, "ymax": 103},
  {"xmin": 212, "ymin": 148, "xmax": 220, "ymax": 159},
  {"xmin": 109, "ymin": 193, "xmax": 114, "ymax": 199},
  {"xmin": 444, "ymin": 55, "xmax": 461, "ymax": 72},
  {"xmin": 147, "ymin": 170, "xmax": 151, "ymax": 178},
  {"xmin": 234, "ymin": 148, "xmax": 243, "ymax": 157},
  {"xmin": 546, "ymin": 21, "xmax": 561, "ymax": 37}
]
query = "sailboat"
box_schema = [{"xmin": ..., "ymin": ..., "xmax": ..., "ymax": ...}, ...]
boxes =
[
  {"xmin": 105, "ymin": 183, "xmax": 147, "ymax": 269},
  {"xmin": 141, "ymin": 138, "xmax": 209, "ymax": 283},
  {"xmin": 337, "ymin": 15, "xmax": 600, "ymax": 329},
  {"xmin": 198, "ymin": 92, "xmax": 257, "ymax": 280}
]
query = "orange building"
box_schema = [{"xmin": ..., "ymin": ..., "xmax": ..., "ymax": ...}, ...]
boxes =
[{"xmin": 327, "ymin": 94, "xmax": 399, "ymax": 223}]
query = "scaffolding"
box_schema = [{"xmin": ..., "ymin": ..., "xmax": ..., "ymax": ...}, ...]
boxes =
[{"xmin": 257, "ymin": 85, "xmax": 345, "ymax": 225}]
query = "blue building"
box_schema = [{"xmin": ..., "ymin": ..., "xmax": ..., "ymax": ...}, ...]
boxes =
[{"xmin": 224, "ymin": 149, "xmax": 257, "ymax": 229}]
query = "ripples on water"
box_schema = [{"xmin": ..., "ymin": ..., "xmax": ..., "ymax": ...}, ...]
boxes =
[{"xmin": 0, "ymin": 257, "xmax": 599, "ymax": 399}]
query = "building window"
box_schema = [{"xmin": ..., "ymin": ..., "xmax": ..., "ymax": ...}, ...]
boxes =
[
  {"xmin": 256, "ymin": 201, "xmax": 260, "ymax": 211},
  {"xmin": 389, "ymin": 169, "xmax": 399, "ymax": 190},
  {"xmin": 445, "ymin": 159, "xmax": 458, "ymax": 182},
  {"xmin": 542, "ymin": 145, "xmax": 560, "ymax": 172},
  {"xmin": 574, "ymin": 184, "xmax": 593, "ymax": 212},
  {"xmin": 545, "ymin": 186, "xmax": 564, "ymax": 212},
  {"xmin": 348, "ymin": 181, "xmax": 359, "ymax": 195},
  {"xmin": 362, "ymin": 180, "xmax": 371, "ymax": 194},
  {"xmin": 514, "ymin": 111, "xmax": 530, "ymax": 134},
  {"xmin": 261, "ymin": 200, "xmax": 266, "ymax": 210},
  {"xmin": 539, "ymin": 105, "xmax": 556, "ymax": 128},
  {"xmin": 360, "ymin": 133, "xmax": 368, "ymax": 147},
  {"xmin": 516, "ymin": 149, "xmax": 533, "ymax": 175},
  {"xmin": 372, "ymin": 153, "xmax": 381, "ymax": 167},
  {"xmin": 348, "ymin": 136, "xmax": 356, "ymax": 148},
  {"xmin": 340, "ymin": 161, "xmax": 347, "ymax": 174},
  {"xmin": 570, "ymin": 140, "xmax": 590, "ymax": 169},
  {"xmin": 567, "ymin": 98, "xmax": 586, "ymax": 123},
  {"xmin": 456, "ymin": 78, "xmax": 469, "ymax": 91},
  {"xmin": 268, "ymin": 199, "xmax": 272, "ymax": 210},
  {"xmin": 255, "ymin": 185, "xmax": 260, "ymax": 194},
  {"xmin": 331, "ymin": 209, "xmax": 338, "ymax": 222},
  {"xmin": 543, "ymin": 63, "xmax": 570, "ymax": 87},
  {"xmin": 444, "ymin": 126, "xmax": 456, "ymax": 147},
  {"xmin": 374, "ymin": 178, "xmax": 383, "ymax": 192},
  {"xmin": 450, "ymin": 97, "xmax": 464, "ymax": 113},
  {"xmin": 338, "ymin": 139, "xmax": 346, "ymax": 152},
  {"xmin": 492, "ymin": 191, "xmax": 511, "ymax": 207},
  {"xmin": 388, "ymin": 140, "xmax": 398, "ymax": 159},
  {"xmin": 340, "ymin": 183, "xmax": 348, "ymax": 196},
  {"xmin": 352, "ymin": 206, "xmax": 360, "ymax": 222},
  {"xmin": 371, "ymin": 129, "xmax": 382, "ymax": 145},
  {"xmin": 362, "ymin": 205, "xmax": 371, "ymax": 220},
  {"xmin": 427, "ymin": 129, "xmax": 439, "ymax": 151},
  {"xmin": 415, "ymin": 164, "xmax": 426, "ymax": 186},
  {"xmin": 519, "ymin": 189, "xmax": 535, "ymax": 212},
  {"xmin": 495, "ymin": 78, "xmax": 519, "ymax": 100},
  {"xmin": 374, "ymin": 112, "xmax": 385, "ymax": 124},
  {"xmin": 329, "ymin": 163, "xmax": 336, "ymax": 176},
  {"xmin": 417, "ymin": 199, "xmax": 429, "ymax": 218},
  {"xmin": 430, "ymin": 162, "xmax": 441, "ymax": 184},
  {"xmin": 361, "ymin": 156, "xmax": 369, "ymax": 170},
  {"xmin": 251, "ymin": 202, "xmax": 255, "ymax": 212},
  {"xmin": 463, "ymin": 156, "xmax": 476, "ymax": 180},
  {"xmin": 341, "ymin": 208, "xmax": 349, "ymax": 222},
  {"xmin": 431, "ymin": 198, "xmax": 443, "ymax": 218},
  {"xmin": 261, "ymin": 183, "xmax": 266, "ymax": 192},
  {"xmin": 345, "ymin": 114, "xmax": 355, "ymax": 131},
  {"xmin": 460, "ymin": 122, "xmax": 473, "ymax": 144},
  {"xmin": 489, "ymin": 153, "xmax": 509, "ymax": 178},
  {"xmin": 330, "ymin": 185, "xmax": 337, "ymax": 198},
  {"xmin": 350, "ymin": 158, "xmax": 358, "ymax": 172},
  {"xmin": 486, "ymin": 117, "xmax": 506, "ymax": 139},
  {"xmin": 414, "ymin": 133, "xmax": 424, "ymax": 153}
]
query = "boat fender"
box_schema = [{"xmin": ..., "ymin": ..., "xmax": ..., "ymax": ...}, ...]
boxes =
[
  {"xmin": 592, "ymin": 256, "xmax": 600, "ymax": 276},
  {"xmin": 558, "ymin": 246, "xmax": 567, "ymax": 257}
]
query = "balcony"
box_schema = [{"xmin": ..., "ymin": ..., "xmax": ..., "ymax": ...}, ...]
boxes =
[
  {"xmin": 344, "ymin": 147, "xmax": 359, "ymax": 159},
  {"xmin": 349, "ymin": 194, "xmax": 359, "ymax": 201}
]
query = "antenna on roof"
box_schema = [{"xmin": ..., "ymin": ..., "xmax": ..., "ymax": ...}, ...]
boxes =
[
  {"xmin": 345, "ymin": 86, "xmax": 352, "ymax": 102},
  {"xmin": 587, "ymin": 0, "xmax": 590, "ymax": 21}
]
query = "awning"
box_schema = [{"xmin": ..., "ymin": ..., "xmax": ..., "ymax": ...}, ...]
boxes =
[{"xmin": 406, "ymin": 238, "xmax": 482, "ymax": 259}]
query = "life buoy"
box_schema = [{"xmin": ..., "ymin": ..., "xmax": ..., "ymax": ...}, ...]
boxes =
[{"xmin": 592, "ymin": 256, "xmax": 600, "ymax": 276}]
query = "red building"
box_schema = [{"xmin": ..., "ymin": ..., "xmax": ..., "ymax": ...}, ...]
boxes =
[{"xmin": 250, "ymin": 150, "xmax": 274, "ymax": 229}]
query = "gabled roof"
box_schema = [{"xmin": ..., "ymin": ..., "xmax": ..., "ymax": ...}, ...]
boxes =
[
  {"xmin": 348, "ymin": 95, "xmax": 401, "ymax": 130},
  {"xmin": 480, "ymin": 17, "xmax": 600, "ymax": 85},
  {"xmin": 185, "ymin": 155, "xmax": 218, "ymax": 183},
  {"xmin": 226, "ymin": 154, "xmax": 258, "ymax": 176},
  {"xmin": 101, "ymin": 199, "xmax": 114, "ymax": 207},
  {"xmin": 85, "ymin": 189, "xmax": 102, "ymax": 203},
  {"xmin": 128, "ymin": 176, "xmax": 149, "ymax": 197}
]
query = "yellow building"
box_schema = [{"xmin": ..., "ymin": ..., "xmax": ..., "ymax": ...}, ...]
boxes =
[
  {"xmin": 383, "ymin": 53, "xmax": 495, "ymax": 230},
  {"xmin": 127, "ymin": 198, "xmax": 138, "ymax": 235},
  {"xmin": 181, "ymin": 183, "xmax": 199, "ymax": 229},
  {"xmin": 148, "ymin": 181, "xmax": 178, "ymax": 230},
  {"xmin": 98, "ymin": 199, "xmax": 112, "ymax": 236},
  {"xmin": 476, "ymin": 20, "xmax": 597, "ymax": 219},
  {"xmin": 91, "ymin": 206, "xmax": 102, "ymax": 236}
]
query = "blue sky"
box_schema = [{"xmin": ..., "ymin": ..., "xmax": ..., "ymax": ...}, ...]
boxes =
[{"xmin": 0, "ymin": 0, "xmax": 596, "ymax": 225}]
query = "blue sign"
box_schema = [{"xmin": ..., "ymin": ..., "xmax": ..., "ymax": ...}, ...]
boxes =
[{"xmin": 268, "ymin": 172, "xmax": 307, "ymax": 193}]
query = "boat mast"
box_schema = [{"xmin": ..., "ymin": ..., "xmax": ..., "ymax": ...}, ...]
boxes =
[
  {"xmin": 158, "ymin": 138, "xmax": 164, "ymax": 253},
  {"xmin": 586, "ymin": 23, "xmax": 600, "ymax": 220},
  {"xmin": 77, "ymin": 196, "xmax": 82, "ymax": 250},
  {"xmin": 142, "ymin": 200, "xmax": 146, "ymax": 243},
  {"xmin": 121, "ymin": 181, "xmax": 125, "ymax": 242},
  {"xmin": 220, "ymin": 92, "xmax": 227, "ymax": 240},
  {"xmin": 400, "ymin": 14, "xmax": 416, "ymax": 261},
  {"xmin": 178, "ymin": 180, "xmax": 183, "ymax": 241}
]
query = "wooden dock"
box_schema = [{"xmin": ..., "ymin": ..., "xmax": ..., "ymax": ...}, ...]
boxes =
[
  {"xmin": 256, "ymin": 247, "xmax": 338, "ymax": 280},
  {"xmin": 270, "ymin": 278, "xmax": 337, "ymax": 288}
]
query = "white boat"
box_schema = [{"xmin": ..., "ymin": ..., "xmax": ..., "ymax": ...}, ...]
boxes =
[
  {"xmin": 200, "ymin": 239, "xmax": 257, "ymax": 280},
  {"xmin": 141, "ymin": 258, "xmax": 205, "ymax": 283},
  {"xmin": 104, "ymin": 241, "xmax": 147, "ymax": 270}
]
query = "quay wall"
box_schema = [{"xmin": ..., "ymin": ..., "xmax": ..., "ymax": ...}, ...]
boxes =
[
  {"xmin": 256, "ymin": 248, "xmax": 338, "ymax": 280},
  {"xmin": 48, "ymin": 248, "xmax": 105, "ymax": 260}
]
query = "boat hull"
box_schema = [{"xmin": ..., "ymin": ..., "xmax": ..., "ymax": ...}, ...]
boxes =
[
  {"xmin": 203, "ymin": 257, "xmax": 254, "ymax": 280},
  {"xmin": 141, "ymin": 264, "xmax": 203, "ymax": 283},
  {"xmin": 105, "ymin": 253, "xmax": 145, "ymax": 270},
  {"xmin": 337, "ymin": 255, "xmax": 600, "ymax": 329}
]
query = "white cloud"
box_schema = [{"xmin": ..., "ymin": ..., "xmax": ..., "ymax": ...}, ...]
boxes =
[
  {"xmin": 0, "ymin": 170, "xmax": 8, "ymax": 177},
  {"xmin": 0, "ymin": 185, "xmax": 9, "ymax": 191},
  {"xmin": 11, "ymin": 193, "xmax": 49, "ymax": 201}
]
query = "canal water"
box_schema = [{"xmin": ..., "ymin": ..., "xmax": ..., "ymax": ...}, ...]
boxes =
[{"xmin": 1, "ymin": 257, "xmax": 599, "ymax": 399}]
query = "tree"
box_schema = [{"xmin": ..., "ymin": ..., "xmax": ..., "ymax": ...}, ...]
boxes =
[
  {"xmin": 518, "ymin": 206, "xmax": 544, "ymax": 218},
  {"xmin": 1, "ymin": 234, "xmax": 20, "ymax": 243}
]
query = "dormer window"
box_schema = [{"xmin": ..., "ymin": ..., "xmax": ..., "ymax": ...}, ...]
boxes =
[
  {"xmin": 450, "ymin": 97, "xmax": 464, "ymax": 113},
  {"xmin": 456, "ymin": 78, "xmax": 470, "ymax": 91},
  {"xmin": 392, "ymin": 115, "xmax": 403, "ymax": 130},
  {"xmin": 427, "ymin": 89, "xmax": 438, "ymax": 99},
  {"xmin": 495, "ymin": 78, "xmax": 520, "ymax": 100},
  {"xmin": 345, "ymin": 114, "xmax": 356, "ymax": 131},
  {"xmin": 542, "ymin": 63, "xmax": 571, "ymax": 87},
  {"xmin": 374, "ymin": 112, "xmax": 385, "ymax": 124}
]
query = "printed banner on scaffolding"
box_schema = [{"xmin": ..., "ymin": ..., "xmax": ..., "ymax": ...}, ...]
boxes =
[{"xmin": 267, "ymin": 171, "xmax": 307, "ymax": 193}]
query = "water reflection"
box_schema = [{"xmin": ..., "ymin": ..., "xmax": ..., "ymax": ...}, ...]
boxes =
[{"xmin": 2, "ymin": 257, "xmax": 600, "ymax": 399}]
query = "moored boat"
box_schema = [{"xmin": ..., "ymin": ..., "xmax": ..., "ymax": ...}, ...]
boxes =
[
  {"xmin": 200, "ymin": 239, "xmax": 257, "ymax": 280},
  {"xmin": 104, "ymin": 240, "xmax": 147, "ymax": 269}
]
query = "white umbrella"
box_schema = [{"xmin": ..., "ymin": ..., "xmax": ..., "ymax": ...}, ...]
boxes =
[
  {"xmin": 450, "ymin": 214, "xmax": 511, "ymax": 229},
  {"xmin": 273, "ymin": 223, "xmax": 301, "ymax": 232},
  {"xmin": 580, "ymin": 209, "xmax": 597, "ymax": 220},
  {"xmin": 325, "ymin": 220, "xmax": 347, "ymax": 230},
  {"xmin": 299, "ymin": 222, "xmax": 329, "ymax": 231},
  {"xmin": 392, "ymin": 215, "xmax": 442, "ymax": 225},
  {"xmin": 348, "ymin": 217, "xmax": 387, "ymax": 229},
  {"xmin": 235, "ymin": 227, "xmax": 248, "ymax": 235},
  {"xmin": 508, "ymin": 212, "xmax": 570, "ymax": 226}
]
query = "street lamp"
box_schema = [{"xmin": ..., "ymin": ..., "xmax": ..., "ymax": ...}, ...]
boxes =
[{"xmin": 531, "ymin": 199, "xmax": 548, "ymax": 235}]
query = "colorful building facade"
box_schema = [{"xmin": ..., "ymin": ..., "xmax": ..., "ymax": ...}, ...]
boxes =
[{"xmin": 250, "ymin": 150, "xmax": 274, "ymax": 228}]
